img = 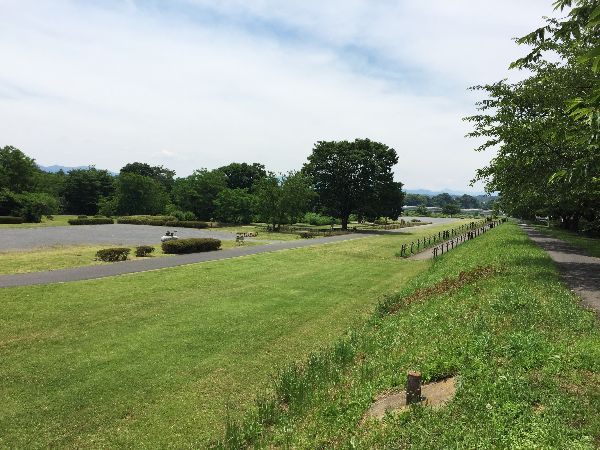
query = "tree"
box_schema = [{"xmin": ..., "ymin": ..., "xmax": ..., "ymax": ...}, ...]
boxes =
[
  {"xmin": 442, "ymin": 202, "xmax": 461, "ymax": 217},
  {"xmin": 303, "ymin": 139, "xmax": 403, "ymax": 230},
  {"xmin": 0, "ymin": 189, "xmax": 58, "ymax": 222},
  {"xmin": 458, "ymin": 194, "xmax": 480, "ymax": 209},
  {"xmin": 115, "ymin": 173, "xmax": 169, "ymax": 215},
  {"xmin": 120, "ymin": 162, "xmax": 176, "ymax": 192},
  {"xmin": 431, "ymin": 193, "xmax": 453, "ymax": 208},
  {"xmin": 213, "ymin": 188, "xmax": 255, "ymax": 224},
  {"xmin": 254, "ymin": 171, "xmax": 315, "ymax": 230},
  {"xmin": 218, "ymin": 162, "xmax": 267, "ymax": 191},
  {"xmin": 63, "ymin": 168, "xmax": 115, "ymax": 215},
  {"xmin": 17, "ymin": 192, "xmax": 59, "ymax": 222},
  {"xmin": 172, "ymin": 169, "xmax": 227, "ymax": 220},
  {"xmin": 0, "ymin": 145, "xmax": 38, "ymax": 193}
]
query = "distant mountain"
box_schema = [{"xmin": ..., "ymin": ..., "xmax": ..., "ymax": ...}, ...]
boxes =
[
  {"xmin": 38, "ymin": 165, "xmax": 118, "ymax": 175},
  {"xmin": 38, "ymin": 165, "xmax": 90, "ymax": 173},
  {"xmin": 405, "ymin": 188, "xmax": 489, "ymax": 197}
]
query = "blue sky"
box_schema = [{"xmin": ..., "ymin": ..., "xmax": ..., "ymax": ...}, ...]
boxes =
[{"xmin": 0, "ymin": 0, "xmax": 557, "ymax": 192}]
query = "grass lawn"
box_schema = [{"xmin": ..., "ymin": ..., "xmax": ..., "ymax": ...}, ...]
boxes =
[
  {"xmin": 0, "ymin": 215, "xmax": 78, "ymax": 228},
  {"xmin": 0, "ymin": 240, "xmax": 265, "ymax": 275},
  {"xmin": 533, "ymin": 224, "xmax": 600, "ymax": 258},
  {"xmin": 0, "ymin": 222, "xmax": 472, "ymax": 447},
  {"xmin": 217, "ymin": 222, "xmax": 600, "ymax": 448}
]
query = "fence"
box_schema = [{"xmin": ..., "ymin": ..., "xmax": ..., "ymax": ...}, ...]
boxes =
[{"xmin": 399, "ymin": 218, "xmax": 507, "ymax": 258}]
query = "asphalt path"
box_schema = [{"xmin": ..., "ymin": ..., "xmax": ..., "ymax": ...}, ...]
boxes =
[
  {"xmin": 0, "ymin": 234, "xmax": 366, "ymax": 288},
  {"xmin": 521, "ymin": 224, "xmax": 600, "ymax": 317}
]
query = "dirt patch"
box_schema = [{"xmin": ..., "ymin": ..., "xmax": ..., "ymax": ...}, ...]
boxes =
[
  {"xmin": 386, "ymin": 266, "xmax": 502, "ymax": 315},
  {"xmin": 363, "ymin": 376, "xmax": 458, "ymax": 420}
]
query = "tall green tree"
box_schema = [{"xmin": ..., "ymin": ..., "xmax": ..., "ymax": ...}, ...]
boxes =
[
  {"xmin": 115, "ymin": 173, "xmax": 169, "ymax": 215},
  {"xmin": 0, "ymin": 145, "xmax": 38, "ymax": 193},
  {"xmin": 218, "ymin": 162, "xmax": 266, "ymax": 191},
  {"xmin": 120, "ymin": 162, "xmax": 176, "ymax": 192},
  {"xmin": 213, "ymin": 188, "xmax": 256, "ymax": 224},
  {"xmin": 172, "ymin": 169, "xmax": 227, "ymax": 220},
  {"xmin": 254, "ymin": 172, "xmax": 314, "ymax": 230},
  {"xmin": 303, "ymin": 139, "xmax": 403, "ymax": 229},
  {"xmin": 62, "ymin": 168, "xmax": 115, "ymax": 215}
]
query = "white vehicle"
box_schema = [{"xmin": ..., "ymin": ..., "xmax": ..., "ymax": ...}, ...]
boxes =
[{"xmin": 161, "ymin": 230, "xmax": 179, "ymax": 242}]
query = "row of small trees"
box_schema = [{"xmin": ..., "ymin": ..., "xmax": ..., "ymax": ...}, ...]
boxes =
[
  {"xmin": 0, "ymin": 139, "xmax": 404, "ymax": 230},
  {"xmin": 466, "ymin": 0, "xmax": 600, "ymax": 232}
]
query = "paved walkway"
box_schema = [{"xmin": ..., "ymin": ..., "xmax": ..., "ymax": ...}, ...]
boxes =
[
  {"xmin": 521, "ymin": 225, "xmax": 600, "ymax": 316},
  {"xmin": 0, "ymin": 234, "xmax": 365, "ymax": 288}
]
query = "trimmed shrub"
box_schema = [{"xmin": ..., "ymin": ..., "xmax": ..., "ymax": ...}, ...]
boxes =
[
  {"xmin": 164, "ymin": 220, "xmax": 209, "ymax": 229},
  {"xmin": 303, "ymin": 212, "xmax": 339, "ymax": 226},
  {"xmin": 68, "ymin": 218, "xmax": 114, "ymax": 225},
  {"xmin": 135, "ymin": 245, "xmax": 155, "ymax": 257},
  {"xmin": 0, "ymin": 216, "xmax": 24, "ymax": 224},
  {"xmin": 161, "ymin": 238, "xmax": 221, "ymax": 254},
  {"xmin": 95, "ymin": 247, "xmax": 130, "ymax": 262},
  {"xmin": 117, "ymin": 215, "xmax": 175, "ymax": 226},
  {"xmin": 78, "ymin": 215, "xmax": 88, "ymax": 219}
]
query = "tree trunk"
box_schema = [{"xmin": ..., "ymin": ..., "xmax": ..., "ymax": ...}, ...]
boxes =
[{"xmin": 341, "ymin": 215, "xmax": 349, "ymax": 230}]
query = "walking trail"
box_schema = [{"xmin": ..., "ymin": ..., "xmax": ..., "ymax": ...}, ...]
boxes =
[
  {"xmin": 0, "ymin": 234, "xmax": 365, "ymax": 288},
  {"xmin": 521, "ymin": 224, "xmax": 600, "ymax": 316}
]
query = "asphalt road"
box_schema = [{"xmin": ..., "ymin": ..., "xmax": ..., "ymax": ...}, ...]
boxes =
[{"xmin": 0, "ymin": 224, "xmax": 246, "ymax": 251}]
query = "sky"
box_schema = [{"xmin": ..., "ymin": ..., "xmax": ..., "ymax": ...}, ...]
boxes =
[{"xmin": 0, "ymin": 0, "xmax": 558, "ymax": 193}]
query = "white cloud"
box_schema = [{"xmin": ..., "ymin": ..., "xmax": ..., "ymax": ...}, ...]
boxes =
[{"xmin": 0, "ymin": 0, "xmax": 557, "ymax": 192}]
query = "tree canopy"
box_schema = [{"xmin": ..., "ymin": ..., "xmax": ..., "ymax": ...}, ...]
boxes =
[
  {"xmin": 466, "ymin": 0, "xmax": 600, "ymax": 231},
  {"xmin": 303, "ymin": 139, "xmax": 403, "ymax": 229}
]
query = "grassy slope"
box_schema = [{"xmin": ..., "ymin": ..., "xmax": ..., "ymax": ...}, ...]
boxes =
[
  {"xmin": 0, "ymin": 240, "xmax": 263, "ymax": 275},
  {"xmin": 0, "ymin": 223, "xmax": 471, "ymax": 448},
  {"xmin": 218, "ymin": 223, "xmax": 600, "ymax": 449},
  {"xmin": 534, "ymin": 224, "xmax": 600, "ymax": 258}
]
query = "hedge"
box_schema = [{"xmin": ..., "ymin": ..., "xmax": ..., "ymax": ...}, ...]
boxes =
[
  {"xmin": 95, "ymin": 247, "xmax": 130, "ymax": 262},
  {"xmin": 135, "ymin": 245, "xmax": 154, "ymax": 257},
  {"xmin": 0, "ymin": 216, "xmax": 24, "ymax": 224},
  {"xmin": 68, "ymin": 218, "xmax": 114, "ymax": 225},
  {"xmin": 164, "ymin": 220, "xmax": 209, "ymax": 229},
  {"xmin": 161, "ymin": 238, "xmax": 221, "ymax": 254},
  {"xmin": 117, "ymin": 216, "xmax": 175, "ymax": 226}
]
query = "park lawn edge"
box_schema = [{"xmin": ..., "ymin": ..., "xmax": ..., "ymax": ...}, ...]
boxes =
[{"xmin": 210, "ymin": 222, "xmax": 600, "ymax": 449}]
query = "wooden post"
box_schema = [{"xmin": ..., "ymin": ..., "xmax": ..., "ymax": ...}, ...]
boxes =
[{"xmin": 406, "ymin": 371, "xmax": 422, "ymax": 405}]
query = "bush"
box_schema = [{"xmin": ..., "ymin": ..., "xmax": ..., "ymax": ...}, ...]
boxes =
[
  {"xmin": 117, "ymin": 215, "xmax": 175, "ymax": 226},
  {"xmin": 17, "ymin": 192, "xmax": 59, "ymax": 223},
  {"xmin": 303, "ymin": 212, "xmax": 339, "ymax": 226},
  {"xmin": 77, "ymin": 215, "xmax": 88, "ymax": 219},
  {"xmin": 0, "ymin": 216, "xmax": 24, "ymax": 224},
  {"xmin": 161, "ymin": 238, "xmax": 221, "ymax": 254},
  {"xmin": 135, "ymin": 245, "xmax": 155, "ymax": 257},
  {"xmin": 164, "ymin": 220, "xmax": 209, "ymax": 229},
  {"xmin": 95, "ymin": 247, "xmax": 130, "ymax": 262},
  {"xmin": 169, "ymin": 209, "xmax": 197, "ymax": 221},
  {"xmin": 68, "ymin": 218, "xmax": 114, "ymax": 225}
]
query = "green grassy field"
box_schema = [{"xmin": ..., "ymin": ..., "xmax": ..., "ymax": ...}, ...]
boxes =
[
  {"xmin": 213, "ymin": 222, "xmax": 600, "ymax": 448},
  {"xmin": 0, "ymin": 223, "xmax": 472, "ymax": 447},
  {"xmin": 0, "ymin": 240, "xmax": 264, "ymax": 275},
  {"xmin": 533, "ymin": 224, "xmax": 600, "ymax": 258}
]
